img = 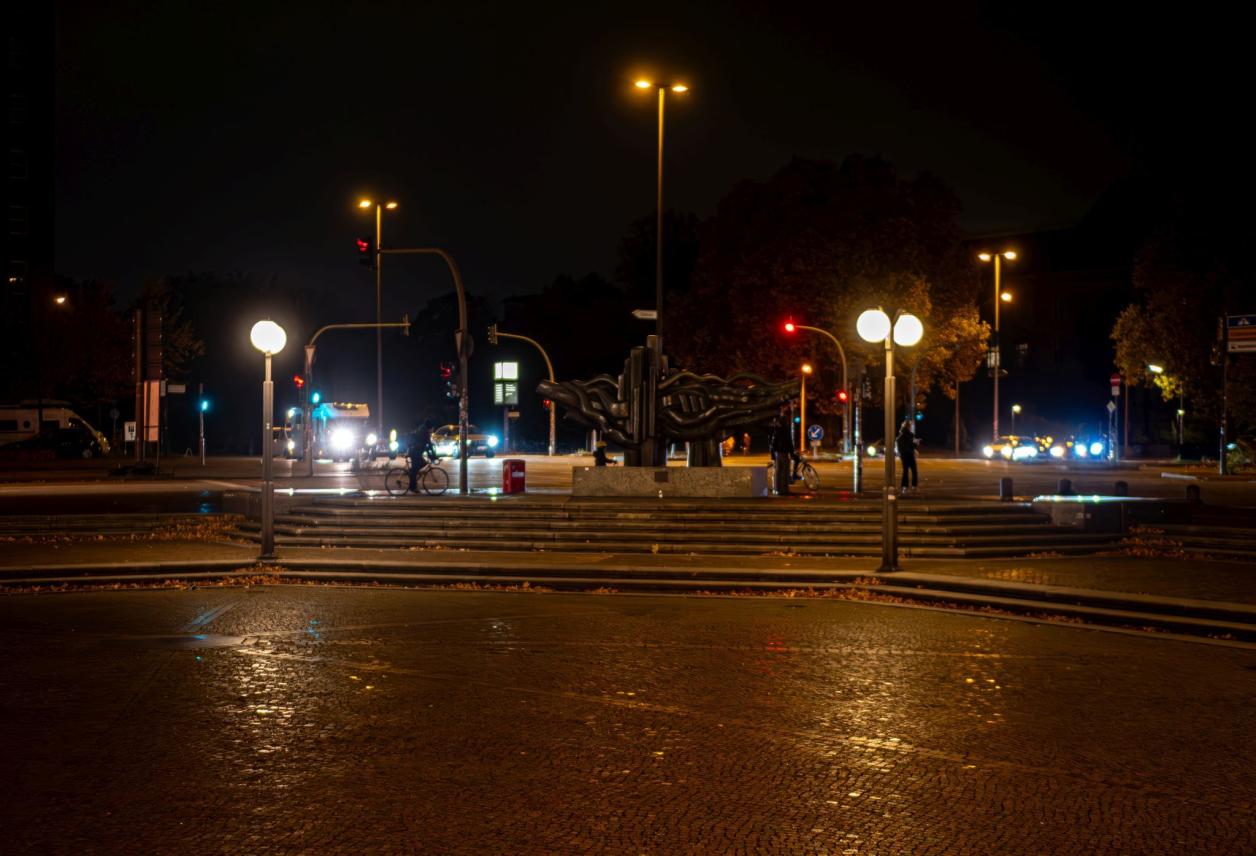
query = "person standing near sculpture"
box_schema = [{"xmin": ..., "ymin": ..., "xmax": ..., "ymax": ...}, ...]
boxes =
[{"xmin": 768, "ymin": 404, "xmax": 797, "ymax": 495}]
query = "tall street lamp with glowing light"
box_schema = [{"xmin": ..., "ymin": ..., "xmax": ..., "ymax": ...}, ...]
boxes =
[
  {"xmin": 250, "ymin": 319, "xmax": 287, "ymax": 560},
  {"xmin": 857, "ymin": 307, "xmax": 923, "ymax": 572},
  {"xmin": 978, "ymin": 250, "xmax": 1017, "ymax": 442},
  {"xmin": 358, "ymin": 198, "xmax": 399, "ymax": 438},
  {"xmin": 633, "ymin": 78, "xmax": 689, "ymax": 353},
  {"xmin": 799, "ymin": 363, "xmax": 813, "ymax": 451},
  {"xmin": 1011, "ymin": 403, "xmax": 1022, "ymax": 435},
  {"xmin": 1147, "ymin": 363, "xmax": 1185, "ymax": 447}
]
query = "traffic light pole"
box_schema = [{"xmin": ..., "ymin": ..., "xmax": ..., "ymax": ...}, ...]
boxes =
[
  {"xmin": 488, "ymin": 325, "xmax": 557, "ymax": 456},
  {"xmin": 789, "ymin": 325, "xmax": 850, "ymax": 454},
  {"xmin": 374, "ymin": 204, "xmax": 385, "ymax": 445},
  {"xmin": 302, "ymin": 318, "xmax": 411, "ymax": 478},
  {"xmin": 381, "ymin": 248, "xmax": 472, "ymax": 493}
]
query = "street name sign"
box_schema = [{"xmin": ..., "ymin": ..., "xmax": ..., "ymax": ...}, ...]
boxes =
[{"xmin": 1227, "ymin": 314, "xmax": 1256, "ymax": 353}]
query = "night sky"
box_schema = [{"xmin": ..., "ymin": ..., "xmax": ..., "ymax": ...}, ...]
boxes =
[{"xmin": 57, "ymin": 0, "xmax": 1236, "ymax": 305}]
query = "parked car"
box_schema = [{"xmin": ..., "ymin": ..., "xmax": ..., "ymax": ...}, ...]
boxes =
[
  {"xmin": 431, "ymin": 424, "xmax": 499, "ymax": 458},
  {"xmin": 0, "ymin": 427, "xmax": 109, "ymax": 460}
]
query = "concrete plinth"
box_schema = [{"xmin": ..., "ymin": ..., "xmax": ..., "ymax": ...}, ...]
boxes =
[
  {"xmin": 1031, "ymin": 496, "xmax": 1192, "ymax": 533},
  {"xmin": 572, "ymin": 466, "xmax": 769, "ymax": 498}
]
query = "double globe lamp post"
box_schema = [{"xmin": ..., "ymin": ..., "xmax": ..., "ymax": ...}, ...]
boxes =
[
  {"xmin": 856, "ymin": 308, "xmax": 924, "ymax": 572},
  {"xmin": 251, "ymin": 319, "xmax": 287, "ymax": 560}
]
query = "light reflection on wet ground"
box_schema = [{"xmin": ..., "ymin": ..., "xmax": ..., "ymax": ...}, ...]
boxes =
[{"xmin": 0, "ymin": 588, "xmax": 1253, "ymax": 854}]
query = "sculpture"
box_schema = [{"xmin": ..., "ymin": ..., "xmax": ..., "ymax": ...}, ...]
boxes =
[{"xmin": 537, "ymin": 340, "xmax": 798, "ymax": 467}]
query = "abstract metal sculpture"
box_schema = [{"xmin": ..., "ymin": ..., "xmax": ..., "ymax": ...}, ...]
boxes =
[{"xmin": 537, "ymin": 340, "xmax": 798, "ymax": 467}]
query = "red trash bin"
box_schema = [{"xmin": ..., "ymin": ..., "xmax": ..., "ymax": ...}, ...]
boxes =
[{"xmin": 502, "ymin": 459, "xmax": 526, "ymax": 494}]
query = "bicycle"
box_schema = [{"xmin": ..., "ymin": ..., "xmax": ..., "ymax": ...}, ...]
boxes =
[
  {"xmin": 794, "ymin": 459, "xmax": 820, "ymax": 492},
  {"xmin": 384, "ymin": 455, "xmax": 449, "ymax": 496}
]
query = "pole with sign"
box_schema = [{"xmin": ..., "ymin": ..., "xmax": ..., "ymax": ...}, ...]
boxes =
[
  {"xmin": 807, "ymin": 424, "xmax": 824, "ymax": 457},
  {"xmin": 1109, "ymin": 373, "xmax": 1121, "ymax": 462}
]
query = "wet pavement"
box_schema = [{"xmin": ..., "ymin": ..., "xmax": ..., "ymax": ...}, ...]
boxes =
[{"xmin": 1, "ymin": 587, "xmax": 1253, "ymax": 853}]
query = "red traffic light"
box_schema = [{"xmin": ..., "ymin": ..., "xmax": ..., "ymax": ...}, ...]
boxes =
[
  {"xmin": 293, "ymin": 374, "xmax": 305, "ymax": 389},
  {"xmin": 783, "ymin": 321, "xmax": 796, "ymax": 333},
  {"xmin": 542, "ymin": 399, "xmax": 553, "ymax": 410},
  {"xmin": 837, "ymin": 389, "xmax": 849, "ymax": 403},
  {"xmin": 438, "ymin": 362, "xmax": 453, "ymax": 380}
]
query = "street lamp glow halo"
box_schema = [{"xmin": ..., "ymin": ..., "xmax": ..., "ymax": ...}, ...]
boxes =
[
  {"xmin": 671, "ymin": 84, "xmax": 688, "ymax": 92},
  {"xmin": 856, "ymin": 309, "xmax": 892, "ymax": 343},
  {"xmin": 384, "ymin": 201, "xmax": 398, "ymax": 209},
  {"xmin": 1147, "ymin": 363, "xmax": 1165, "ymax": 374},
  {"xmin": 358, "ymin": 199, "xmax": 372, "ymax": 208},
  {"xmin": 1011, "ymin": 404, "xmax": 1022, "ymax": 414},
  {"xmin": 1000, "ymin": 291, "xmax": 1013, "ymax": 302},
  {"xmin": 801, "ymin": 363, "xmax": 813, "ymax": 374},
  {"xmin": 1003, "ymin": 251, "xmax": 1017, "ymax": 260},
  {"xmin": 977, "ymin": 252, "xmax": 991, "ymax": 262},
  {"xmin": 892, "ymin": 313, "xmax": 924, "ymax": 347},
  {"xmin": 250, "ymin": 320, "xmax": 287, "ymax": 355},
  {"xmin": 634, "ymin": 80, "xmax": 652, "ymax": 88}
]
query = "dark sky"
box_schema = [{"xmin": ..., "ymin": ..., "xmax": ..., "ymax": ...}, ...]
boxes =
[{"xmin": 54, "ymin": 1, "xmax": 1237, "ymax": 305}]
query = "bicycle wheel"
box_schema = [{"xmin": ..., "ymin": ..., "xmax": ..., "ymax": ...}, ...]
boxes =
[
  {"xmin": 800, "ymin": 463, "xmax": 820, "ymax": 492},
  {"xmin": 420, "ymin": 466, "xmax": 450, "ymax": 496},
  {"xmin": 384, "ymin": 467, "xmax": 412, "ymax": 497}
]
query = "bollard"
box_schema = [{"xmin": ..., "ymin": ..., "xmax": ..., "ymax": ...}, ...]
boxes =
[
  {"xmin": 999, "ymin": 476, "xmax": 1014, "ymax": 501},
  {"xmin": 1113, "ymin": 480, "xmax": 1128, "ymax": 497},
  {"xmin": 1057, "ymin": 477, "xmax": 1074, "ymax": 496},
  {"xmin": 1186, "ymin": 484, "xmax": 1201, "ymax": 505}
]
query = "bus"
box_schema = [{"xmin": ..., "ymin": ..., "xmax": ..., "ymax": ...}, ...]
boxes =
[{"xmin": 282, "ymin": 401, "xmax": 376, "ymax": 462}]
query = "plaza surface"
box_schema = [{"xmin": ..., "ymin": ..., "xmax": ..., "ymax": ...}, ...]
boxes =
[{"xmin": 2, "ymin": 586, "xmax": 1253, "ymax": 854}]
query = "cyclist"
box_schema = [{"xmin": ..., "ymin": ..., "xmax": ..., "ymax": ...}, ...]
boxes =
[{"xmin": 406, "ymin": 419, "xmax": 437, "ymax": 493}]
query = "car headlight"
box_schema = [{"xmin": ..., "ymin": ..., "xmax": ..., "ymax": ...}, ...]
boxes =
[
  {"xmin": 1012, "ymin": 445, "xmax": 1038, "ymax": 461},
  {"xmin": 331, "ymin": 427, "xmax": 355, "ymax": 450},
  {"xmin": 1000, "ymin": 445, "xmax": 1013, "ymax": 459},
  {"xmin": 1089, "ymin": 441, "xmax": 1104, "ymax": 456},
  {"xmin": 1050, "ymin": 445, "xmax": 1065, "ymax": 458},
  {"xmin": 389, "ymin": 440, "xmax": 399, "ymax": 452},
  {"xmin": 366, "ymin": 432, "xmax": 378, "ymax": 446},
  {"xmin": 867, "ymin": 444, "xmax": 879, "ymax": 457},
  {"xmin": 486, "ymin": 435, "xmax": 499, "ymax": 447},
  {"xmin": 982, "ymin": 445, "xmax": 994, "ymax": 458},
  {"xmin": 1075, "ymin": 445, "xmax": 1088, "ymax": 458},
  {"xmin": 286, "ymin": 439, "xmax": 295, "ymax": 451}
]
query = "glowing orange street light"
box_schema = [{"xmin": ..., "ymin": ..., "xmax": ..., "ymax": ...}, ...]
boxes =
[
  {"xmin": 977, "ymin": 248, "xmax": 1018, "ymax": 441},
  {"xmin": 632, "ymin": 77, "xmax": 689, "ymax": 350},
  {"xmin": 357, "ymin": 197, "xmax": 400, "ymax": 436}
]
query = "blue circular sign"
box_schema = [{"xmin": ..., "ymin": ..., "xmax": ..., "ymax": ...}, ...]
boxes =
[{"xmin": 807, "ymin": 424, "xmax": 824, "ymax": 441}]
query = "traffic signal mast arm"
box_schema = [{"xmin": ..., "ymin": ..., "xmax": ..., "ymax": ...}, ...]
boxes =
[
  {"xmin": 785, "ymin": 322, "xmax": 850, "ymax": 452},
  {"xmin": 487, "ymin": 324, "xmax": 558, "ymax": 456}
]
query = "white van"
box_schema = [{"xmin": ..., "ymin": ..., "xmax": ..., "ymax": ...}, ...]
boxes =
[{"xmin": 0, "ymin": 401, "xmax": 108, "ymax": 448}]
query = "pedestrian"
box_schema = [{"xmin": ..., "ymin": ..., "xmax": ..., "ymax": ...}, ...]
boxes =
[
  {"xmin": 406, "ymin": 419, "xmax": 436, "ymax": 492},
  {"xmin": 896, "ymin": 418, "xmax": 919, "ymax": 492},
  {"xmin": 742, "ymin": 431, "xmax": 751, "ymax": 455},
  {"xmin": 593, "ymin": 440, "xmax": 615, "ymax": 466},
  {"xmin": 768, "ymin": 404, "xmax": 797, "ymax": 495}
]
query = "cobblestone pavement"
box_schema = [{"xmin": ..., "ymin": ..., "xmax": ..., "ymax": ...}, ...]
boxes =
[{"xmin": 1, "ymin": 588, "xmax": 1253, "ymax": 854}]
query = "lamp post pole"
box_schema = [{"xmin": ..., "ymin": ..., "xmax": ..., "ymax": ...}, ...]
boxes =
[
  {"xmin": 979, "ymin": 250, "xmax": 1016, "ymax": 443},
  {"xmin": 799, "ymin": 365, "xmax": 809, "ymax": 451},
  {"xmin": 374, "ymin": 203, "xmax": 383, "ymax": 440},
  {"xmin": 881, "ymin": 331, "xmax": 897, "ymax": 570},
  {"xmin": 250, "ymin": 320, "xmax": 286, "ymax": 562}
]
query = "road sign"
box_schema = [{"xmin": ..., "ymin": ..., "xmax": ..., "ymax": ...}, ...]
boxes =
[
  {"xmin": 124, "ymin": 421, "xmax": 137, "ymax": 442},
  {"xmin": 166, "ymin": 382, "xmax": 187, "ymax": 395},
  {"xmin": 806, "ymin": 424, "xmax": 824, "ymax": 441},
  {"xmin": 1106, "ymin": 401, "xmax": 1117, "ymax": 414},
  {"xmin": 1110, "ymin": 373, "xmax": 1121, "ymax": 397},
  {"xmin": 1227, "ymin": 314, "xmax": 1256, "ymax": 353},
  {"xmin": 631, "ymin": 309, "xmax": 657, "ymax": 321}
]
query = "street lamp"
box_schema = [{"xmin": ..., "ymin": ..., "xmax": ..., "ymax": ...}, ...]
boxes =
[
  {"xmin": 633, "ymin": 77, "xmax": 689, "ymax": 352},
  {"xmin": 783, "ymin": 320, "xmax": 851, "ymax": 453},
  {"xmin": 1147, "ymin": 363, "xmax": 1185, "ymax": 448},
  {"xmin": 357, "ymin": 197, "xmax": 399, "ymax": 440},
  {"xmin": 857, "ymin": 307, "xmax": 923, "ymax": 572},
  {"xmin": 799, "ymin": 363, "xmax": 812, "ymax": 451},
  {"xmin": 1011, "ymin": 403, "xmax": 1022, "ymax": 434},
  {"xmin": 250, "ymin": 319, "xmax": 286, "ymax": 560},
  {"xmin": 978, "ymin": 249, "xmax": 1017, "ymax": 442}
]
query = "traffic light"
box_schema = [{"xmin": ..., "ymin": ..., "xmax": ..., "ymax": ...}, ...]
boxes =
[
  {"xmin": 542, "ymin": 398, "xmax": 552, "ymax": 411},
  {"xmin": 199, "ymin": 399, "xmax": 209, "ymax": 413},
  {"xmin": 356, "ymin": 237, "xmax": 374, "ymax": 268},
  {"xmin": 311, "ymin": 391, "xmax": 321, "ymax": 404},
  {"xmin": 438, "ymin": 362, "xmax": 453, "ymax": 380},
  {"xmin": 836, "ymin": 388, "xmax": 849, "ymax": 404},
  {"xmin": 293, "ymin": 374, "xmax": 305, "ymax": 390}
]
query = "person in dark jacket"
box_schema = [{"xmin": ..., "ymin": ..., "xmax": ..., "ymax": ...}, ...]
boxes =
[
  {"xmin": 407, "ymin": 419, "xmax": 437, "ymax": 492},
  {"xmin": 896, "ymin": 419, "xmax": 919, "ymax": 491},
  {"xmin": 593, "ymin": 441, "xmax": 616, "ymax": 466},
  {"xmin": 768, "ymin": 404, "xmax": 798, "ymax": 495}
]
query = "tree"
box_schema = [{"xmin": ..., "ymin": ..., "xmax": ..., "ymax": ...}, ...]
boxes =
[{"xmin": 670, "ymin": 155, "xmax": 982, "ymax": 409}]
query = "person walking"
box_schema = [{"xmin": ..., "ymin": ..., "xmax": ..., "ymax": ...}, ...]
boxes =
[
  {"xmin": 768, "ymin": 404, "xmax": 797, "ymax": 496},
  {"xmin": 896, "ymin": 419, "xmax": 919, "ymax": 492},
  {"xmin": 593, "ymin": 440, "xmax": 616, "ymax": 466}
]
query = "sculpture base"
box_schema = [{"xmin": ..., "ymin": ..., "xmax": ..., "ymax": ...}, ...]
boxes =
[{"xmin": 572, "ymin": 466, "xmax": 768, "ymax": 498}]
